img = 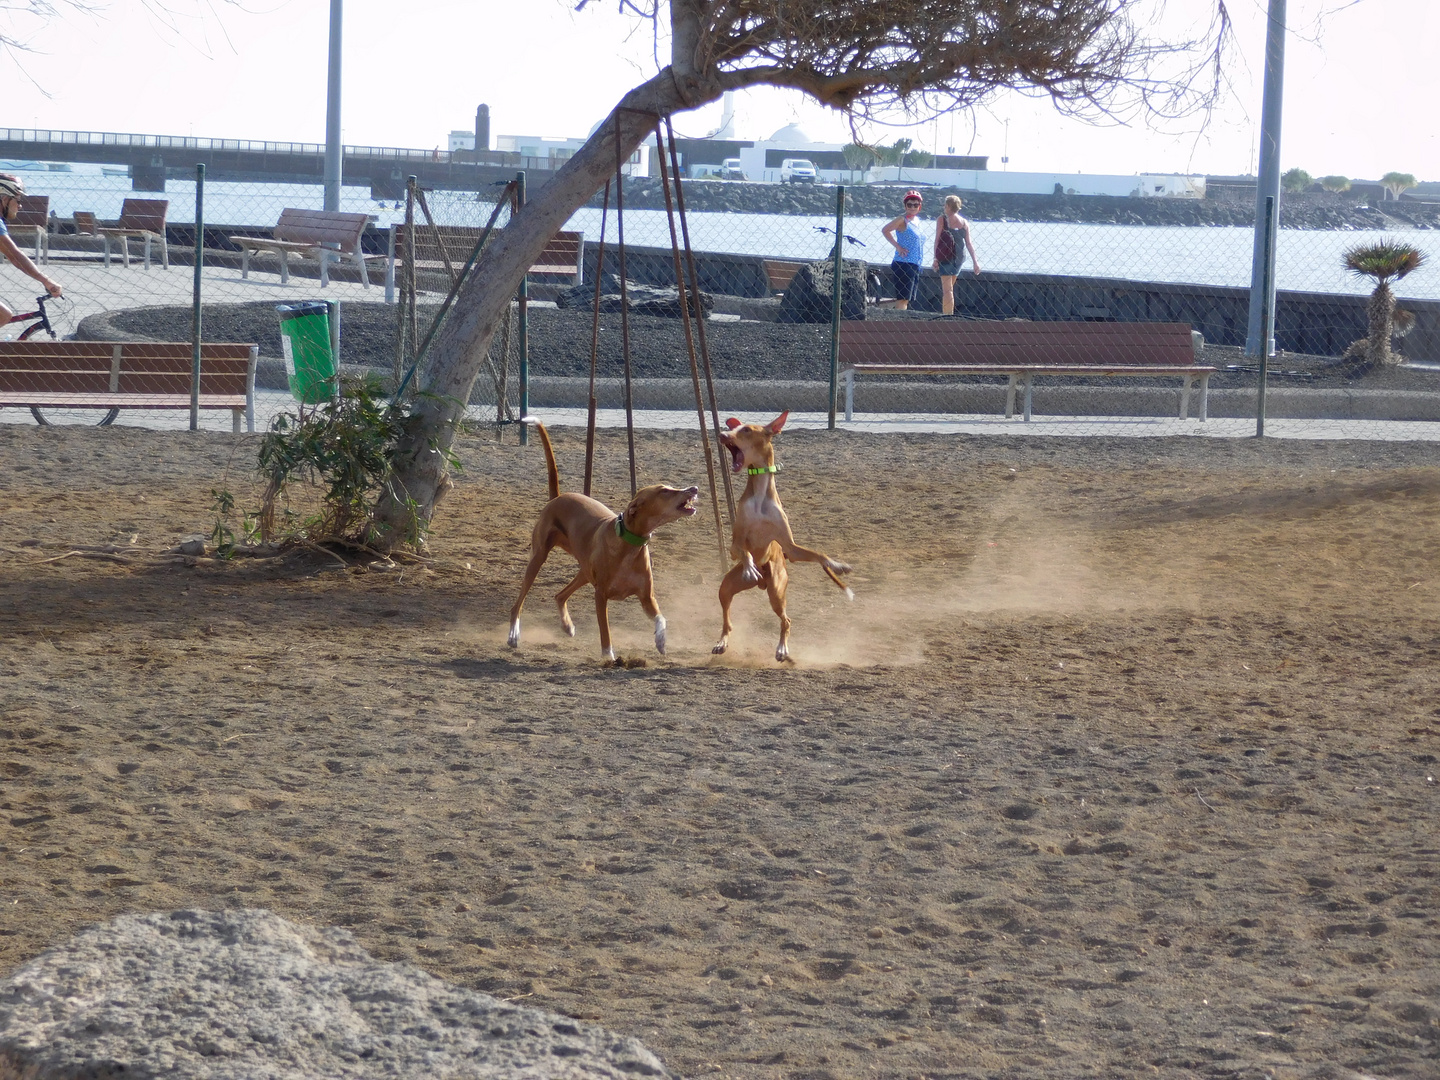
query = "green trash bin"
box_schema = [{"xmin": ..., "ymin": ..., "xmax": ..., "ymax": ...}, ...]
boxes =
[{"xmin": 276, "ymin": 302, "xmax": 336, "ymax": 404}]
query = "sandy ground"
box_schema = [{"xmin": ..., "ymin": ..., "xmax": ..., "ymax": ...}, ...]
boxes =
[{"xmin": 2, "ymin": 422, "xmax": 1439, "ymax": 1080}]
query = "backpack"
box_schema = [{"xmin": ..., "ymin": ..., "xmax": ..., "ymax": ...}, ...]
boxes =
[{"xmin": 934, "ymin": 225, "xmax": 956, "ymax": 263}]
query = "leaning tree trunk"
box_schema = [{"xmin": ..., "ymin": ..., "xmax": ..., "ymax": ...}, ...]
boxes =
[{"xmin": 369, "ymin": 67, "xmax": 720, "ymax": 550}]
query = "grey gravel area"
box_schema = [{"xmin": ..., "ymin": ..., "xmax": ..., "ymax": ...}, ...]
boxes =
[{"xmin": 94, "ymin": 301, "xmax": 1440, "ymax": 393}]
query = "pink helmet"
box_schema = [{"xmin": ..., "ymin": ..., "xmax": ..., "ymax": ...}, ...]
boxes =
[{"xmin": 903, "ymin": 189, "xmax": 923, "ymax": 205}]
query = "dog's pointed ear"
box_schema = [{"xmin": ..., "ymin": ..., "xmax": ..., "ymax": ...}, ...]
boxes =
[
  {"xmin": 766, "ymin": 410, "xmax": 789, "ymax": 434},
  {"xmin": 724, "ymin": 416, "xmax": 742, "ymax": 430}
]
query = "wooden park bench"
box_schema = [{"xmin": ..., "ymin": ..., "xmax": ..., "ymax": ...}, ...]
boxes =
[
  {"xmin": 839, "ymin": 319, "xmax": 1215, "ymax": 422},
  {"xmin": 98, "ymin": 198, "xmax": 169, "ymax": 270},
  {"xmin": 0, "ymin": 341, "xmax": 259, "ymax": 432},
  {"xmin": 230, "ymin": 208, "xmax": 380, "ymax": 288},
  {"xmin": 9, "ymin": 195, "xmax": 50, "ymax": 263},
  {"xmin": 384, "ymin": 226, "xmax": 584, "ymax": 302},
  {"xmin": 761, "ymin": 259, "xmax": 806, "ymax": 295}
]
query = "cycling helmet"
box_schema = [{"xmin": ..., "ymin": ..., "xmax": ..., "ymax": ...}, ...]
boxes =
[
  {"xmin": 0, "ymin": 174, "xmax": 24, "ymax": 200},
  {"xmin": 903, "ymin": 189, "xmax": 923, "ymax": 205}
]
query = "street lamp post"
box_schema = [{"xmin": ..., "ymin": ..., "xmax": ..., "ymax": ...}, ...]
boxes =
[
  {"xmin": 324, "ymin": 0, "xmax": 343, "ymax": 212},
  {"xmin": 1245, "ymin": 0, "xmax": 1286, "ymax": 359}
]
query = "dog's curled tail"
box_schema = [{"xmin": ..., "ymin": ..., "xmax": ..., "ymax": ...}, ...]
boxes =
[{"xmin": 530, "ymin": 421, "xmax": 561, "ymax": 501}]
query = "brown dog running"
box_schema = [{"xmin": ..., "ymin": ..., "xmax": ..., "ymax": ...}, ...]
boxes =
[
  {"xmin": 713, "ymin": 411, "xmax": 852, "ymax": 662},
  {"xmin": 508, "ymin": 422, "xmax": 699, "ymax": 661}
]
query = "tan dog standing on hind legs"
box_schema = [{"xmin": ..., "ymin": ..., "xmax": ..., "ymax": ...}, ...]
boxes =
[
  {"xmin": 508, "ymin": 422, "xmax": 699, "ymax": 661},
  {"xmin": 713, "ymin": 411, "xmax": 853, "ymax": 662}
]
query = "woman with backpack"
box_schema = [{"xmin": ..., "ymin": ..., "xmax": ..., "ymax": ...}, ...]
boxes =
[{"xmin": 932, "ymin": 194, "xmax": 981, "ymax": 316}]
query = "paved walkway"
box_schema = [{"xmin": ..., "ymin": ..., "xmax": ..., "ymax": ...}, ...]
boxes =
[{"xmin": 5, "ymin": 394, "xmax": 1440, "ymax": 441}]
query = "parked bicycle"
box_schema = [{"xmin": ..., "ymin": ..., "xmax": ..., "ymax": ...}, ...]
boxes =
[{"xmin": 5, "ymin": 295, "xmax": 117, "ymax": 426}]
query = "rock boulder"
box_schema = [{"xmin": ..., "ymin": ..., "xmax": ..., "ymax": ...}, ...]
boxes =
[
  {"xmin": 776, "ymin": 259, "xmax": 870, "ymax": 323},
  {"xmin": 0, "ymin": 908, "xmax": 672, "ymax": 1079}
]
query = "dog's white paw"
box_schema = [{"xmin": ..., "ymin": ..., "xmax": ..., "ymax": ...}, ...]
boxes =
[
  {"xmin": 654, "ymin": 615, "xmax": 667, "ymax": 655},
  {"xmin": 562, "ymin": 620, "xmax": 575, "ymax": 637},
  {"xmin": 775, "ymin": 642, "xmax": 790, "ymax": 663},
  {"xmin": 830, "ymin": 560, "xmax": 852, "ymax": 575},
  {"xmin": 712, "ymin": 637, "xmax": 729, "ymax": 655},
  {"xmin": 602, "ymin": 646, "xmax": 617, "ymax": 663},
  {"xmin": 844, "ymin": 586, "xmax": 855, "ymax": 602},
  {"xmin": 507, "ymin": 620, "xmax": 520, "ymax": 648}
]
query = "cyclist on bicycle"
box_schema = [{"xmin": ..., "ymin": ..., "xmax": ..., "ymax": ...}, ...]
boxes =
[{"xmin": 0, "ymin": 173, "xmax": 64, "ymax": 329}]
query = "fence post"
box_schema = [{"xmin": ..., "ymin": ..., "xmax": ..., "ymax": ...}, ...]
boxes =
[
  {"xmin": 394, "ymin": 176, "xmax": 416, "ymax": 388},
  {"xmin": 1256, "ymin": 194, "xmax": 1275, "ymax": 438},
  {"xmin": 829, "ymin": 185, "xmax": 845, "ymax": 430},
  {"xmin": 517, "ymin": 169, "xmax": 528, "ymax": 446},
  {"xmin": 327, "ymin": 300, "xmax": 341, "ymax": 371},
  {"xmin": 189, "ymin": 162, "xmax": 204, "ymax": 432}
]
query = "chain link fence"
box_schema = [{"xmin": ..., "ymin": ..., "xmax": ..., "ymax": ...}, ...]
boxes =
[{"xmin": 3, "ymin": 163, "xmax": 1437, "ymax": 440}]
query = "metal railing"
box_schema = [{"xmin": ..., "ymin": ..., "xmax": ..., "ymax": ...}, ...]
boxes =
[{"xmin": 0, "ymin": 127, "xmax": 508, "ymax": 165}]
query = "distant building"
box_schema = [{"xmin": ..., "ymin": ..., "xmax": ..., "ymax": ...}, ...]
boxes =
[{"xmin": 487, "ymin": 133, "xmax": 648, "ymax": 177}]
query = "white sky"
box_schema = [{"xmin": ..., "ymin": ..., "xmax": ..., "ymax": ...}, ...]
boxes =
[{"xmin": 4, "ymin": 0, "xmax": 1434, "ymax": 183}]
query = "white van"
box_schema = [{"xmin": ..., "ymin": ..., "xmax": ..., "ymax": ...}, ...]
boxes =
[
  {"xmin": 721, "ymin": 158, "xmax": 747, "ymax": 180},
  {"xmin": 780, "ymin": 158, "xmax": 817, "ymax": 184}
]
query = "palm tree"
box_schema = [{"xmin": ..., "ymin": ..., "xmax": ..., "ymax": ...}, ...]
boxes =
[
  {"xmin": 841, "ymin": 143, "xmax": 876, "ymax": 182},
  {"xmin": 1380, "ymin": 171, "xmax": 1417, "ymax": 201},
  {"xmin": 1320, "ymin": 175, "xmax": 1350, "ymax": 193},
  {"xmin": 1341, "ymin": 239, "xmax": 1426, "ymax": 371}
]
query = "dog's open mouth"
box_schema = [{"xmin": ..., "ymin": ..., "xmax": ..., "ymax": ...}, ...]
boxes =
[
  {"xmin": 726, "ymin": 444, "xmax": 745, "ymax": 474},
  {"xmin": 680, "ymin": 489, "xmax": 699, "ymax": 516}
]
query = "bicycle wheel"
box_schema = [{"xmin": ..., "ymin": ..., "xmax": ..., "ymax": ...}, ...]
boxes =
[
  {"xmin": 18, "ymin": 319, "xmax": 119, "ymax": 426},
  {"xmin": 29, "ymin": 406, "xmax": 120, "ymax": 427}
]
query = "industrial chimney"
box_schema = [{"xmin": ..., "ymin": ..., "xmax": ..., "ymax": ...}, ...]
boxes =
[{"xmin": 475, "ymin": 104, "xmax": 490, "ymax": 155}]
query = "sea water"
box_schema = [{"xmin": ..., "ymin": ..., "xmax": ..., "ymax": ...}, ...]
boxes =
[{"xmin": 18, "ymin": 171, "xmax": 1439, "ymax": 301}]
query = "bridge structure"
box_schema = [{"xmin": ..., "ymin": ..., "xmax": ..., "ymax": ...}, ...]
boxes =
[{"xmin": 0, "ymin": 127, "xmax": 567, "ymax": 197}]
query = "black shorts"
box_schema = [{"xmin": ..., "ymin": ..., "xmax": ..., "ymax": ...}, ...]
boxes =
[{"xmin": 891, "ymin": 260, "xmax": 921, "ymax": 302}]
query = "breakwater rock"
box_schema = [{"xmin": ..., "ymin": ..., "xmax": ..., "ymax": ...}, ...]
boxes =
[
  {"xmin": 590, "ymin": 179, "xmax": 1440, "ymax": 231},
  {"xmin": 0, "ymin": 908, "xmax": 673, "ymax": 1080}
]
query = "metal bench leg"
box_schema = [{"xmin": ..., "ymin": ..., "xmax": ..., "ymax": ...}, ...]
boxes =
[
  {"xmin": 1199, "ymin": 374, "xmax": 1210, "ymax": 422},
  {"xmin": 844, "ymin": 369, "xmax": 854, "ymax": 421},
  {"xmin": 103, "ymin": 236, "xmax": 111, "ymax": 268},
  {"xmin": 1180, "ymin": 375, "xmax": 1193, "ymax": 420},
  {"xmin": 1005, "ymin": 374, "xmax": 1017, "ymax": 419},
  {"xmin": 319, "ymin": 250, "xmax": 330, "ymax": 288},
  {"xmin": 353, "ymin": 249, "xmax": 370, "ymax": 289},
  {"xmin": 160, "ymin": 234, "xmax": 169, "ymax": 269},
  {"xmin": 246, "ymin": 347, "xmax": 257, "ymax": 434},
  {"xmin": 1023, "ymin": 373, "xmax": 1034, "ymax": 422},
  {"xmin": 279, "ymin": 251, "xmax": 289, "ymax": 286},
  {"xmin": 240, "ymin": 248, "xmax": 250, "ymax": 280},
  {"xmin": 143, "ymin": 234, "xmax": 152, "ymax": 271},
  {"xmin": 232, "ymin": 408, "xmax": 242, "ymax": 435}
]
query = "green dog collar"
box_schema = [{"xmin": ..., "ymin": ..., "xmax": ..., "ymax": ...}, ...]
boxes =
[
  {"xmin": 615, "ymin": 515, "xmax": 649, "ymax": 547},
  {"xmin": 747, "ymin": 464, "xmax": 781, "ymax": 476}
]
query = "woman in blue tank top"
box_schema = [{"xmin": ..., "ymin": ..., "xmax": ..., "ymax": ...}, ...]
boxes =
[{"xmin": 881, "ymin": 189, "xmax": 926, "ymax": 310}]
